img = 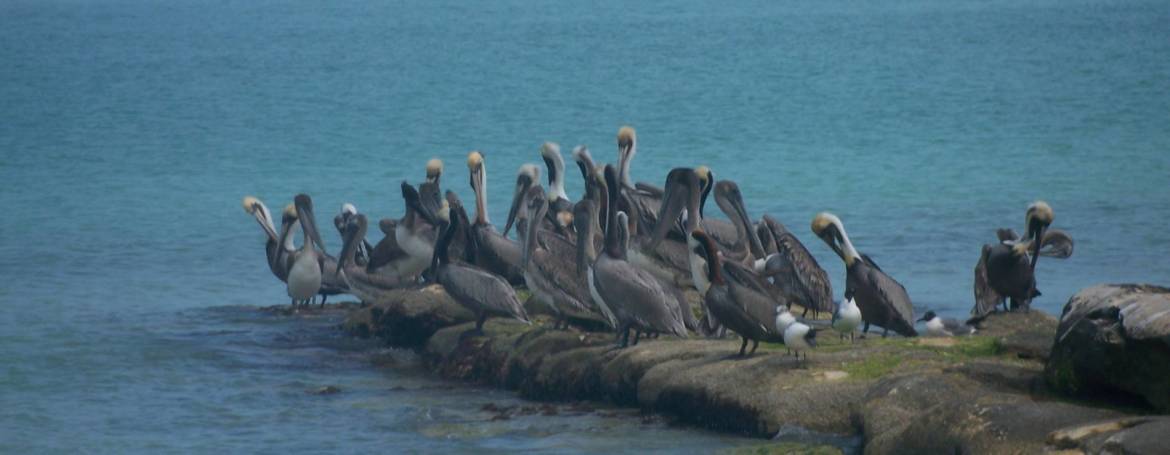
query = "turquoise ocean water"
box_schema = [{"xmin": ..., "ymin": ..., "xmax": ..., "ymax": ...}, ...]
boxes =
[{"xmin": 2, "ymin": 0, "xmax": 1168, "ymax": 452}]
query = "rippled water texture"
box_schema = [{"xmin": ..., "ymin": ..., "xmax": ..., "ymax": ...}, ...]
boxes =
[{"xmin": 2, "ymin": 0, "xmax": 1168, "ymax": 452}]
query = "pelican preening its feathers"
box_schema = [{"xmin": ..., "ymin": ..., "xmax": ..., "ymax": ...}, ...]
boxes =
[
  {"xmin": 972, "ymin": 201, "xmax": 1073, "ymax": 318},
  {"xmin": 812, "ymin": 212, "xmax": 917, "ymax": 338},
  {"xmin": 241, "ymin": 126, "xmax": 1078, "ymax": 363}
]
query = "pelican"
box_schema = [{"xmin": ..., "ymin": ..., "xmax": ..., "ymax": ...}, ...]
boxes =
[
  {"xmin": 615, "ymin": 126, "xmax": 664, "ymax": 235},
  {"xmin": 363, "ymin": 183, "xmax": 439, "ymax": 284},
  {"xmin": 756, "ymin": 215, "xmax": 835, "ymax": 318},
  {"xmin": 418, "ymin": 158, "xmax": 445, "ymax": 218},
  {"xmin": 692, "ymin": 166, "xmax": 742, "ymax": 251},
  {"xmin": 631, "ymin": 167, "xmax": 703, "ymax": 286},
  {"xmin": 573, "ymin": 200, "xmax": 617, "ymax": 328},
  {"xmin": 972, "ymin": 201, "xmax": 1072, "ymax": 317},
  {"xmin": 466, "ymin": 151, "xmax": 526, "ymax": 284},
  {"xmin": 592, "ymin": 210, "xmax": 688, "ymax": 347},
  {"xmin": 287, "ymin": 194, "xmax": 325, "ymax": 307},
  {"xmin": 430, "ymin": 200, "xmax": 530, "ymax": 334},
  {"xmin": 540, "ymin": 142, "xmax": 574, "ymax": 236},
  {"xmin": 334, "ymin": 203, "xmax": 371, "ymax": 267},
  {"xmin": 918, "ymin": 311, "xmax": 976, "ymax": 337},
  {"xmin": 590, "ymin": 166, "xmax": 687, "ymax": 347},
  {"xmin": 831, "ymin": 297, "xmax": 862, "ymax": 342},
  {"xmin": 709, "ymin": 180, "xmax": 768, "ymax": 264},
  {"xmin": 691, "ymin": 229, "xmax": 780, "ymax": 356},
  {"xmin": 812, "ymin": 212, "xmax": 917, "ymax": 338},
  {"xmin": 503, "ymin": 163, "xmax": 539, "ymax": 237},
  {"xmin": 519, "ymin": 185, "xmax": 607, "ymax": 329},
  {"xmin": 335, "ymin": 210, "xmax": 430, "ymax": 300},
  {"xmin": 572, "ymin": 146, "xmax": 607, "ymax": 251},
  {"xmin": 242, "ymin": 196, "xmax": 294, "ymax": 282}
]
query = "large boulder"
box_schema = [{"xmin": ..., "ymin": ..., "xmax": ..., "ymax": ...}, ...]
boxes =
[
  {"xmin": 341, "ymin": 285, "xmax": 474, "ymax": 347},
  {"xmin": 1045, "ymin": 284, "xmax": 1170, "ymax": 411},
  {"xmin": 859, "ymin": 372, "xmax": 1120, "ymax": 454}
]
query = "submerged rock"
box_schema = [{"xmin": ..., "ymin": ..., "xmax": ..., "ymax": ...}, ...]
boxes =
[
  {"xmin": 341, "ymin": 285, "xmax": 474, "ymax": 347},
  {"xmin": 1045, "ymin": 284, "xmax": 1170, "ymax": 411}
]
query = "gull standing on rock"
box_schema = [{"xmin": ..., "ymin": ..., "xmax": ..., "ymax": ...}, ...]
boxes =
[
  {"xmin": 832, "ymin": 297, "xmax": 863, "ymax": 343},
  {"xmin": 783, "ymin": 321, "xmax": 817, "ymax": 364},
  {"xmin": 918, "ymin": 311, "xmax": 977, "ymax": 337}
]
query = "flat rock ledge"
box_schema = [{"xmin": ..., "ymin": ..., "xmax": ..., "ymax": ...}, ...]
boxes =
[{"xmin": 344, "ymin": 288, "xmax": 1160, "ymax": 454}]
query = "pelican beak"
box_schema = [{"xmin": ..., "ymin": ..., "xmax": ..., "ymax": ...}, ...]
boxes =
[
  {"xmin": 250, "ymin": 201, "xmax": 279, "ymax": 242},
  {"xmin": 294, "ymin": 194, "xmax": 325, "ymax": 253},
  {"xmin": 820, "ymin": 226, "xmax": 846, "ymax": 261},
  {"xmin": 1028, "ymin": 224, "xmax": 1047, "ymax": 270},
  {"xmin": 648, "ymin": 168, "xmax": 698, "ymax": 250},
  {"xmin": 727, "ymin": 187, "xmax": 766, "ymax": 258},
  {"xmin": 503, "ymin": 172, "xmax": 534, "ymax": 236},
  {"xmin": 520, "ymin": 193, "xmax": 547, "ymax": 270},
  {"xmin": 698, "ymin": 173, "xmax": 713, "ymax": 219}
]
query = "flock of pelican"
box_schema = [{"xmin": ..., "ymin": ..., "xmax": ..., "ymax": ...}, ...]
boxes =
[{"xmin": 242, "ymin": 126, "xmax": 1074, "ymax": 360}]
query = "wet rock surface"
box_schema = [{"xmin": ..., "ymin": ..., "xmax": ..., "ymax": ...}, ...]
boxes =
[
  {"xmin": 1045, "ymin": 284, "xmax": 1170, "ymax": 412},
  {"xmin": 344, "ymin": 285, "xmax": 1164, "ymax": 452},
  {"xmin": 341, "ymin": 285, "xmax": 473, "ymax": 347}
]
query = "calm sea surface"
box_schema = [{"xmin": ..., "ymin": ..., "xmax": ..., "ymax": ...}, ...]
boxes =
[{"xmin": 2, "ymin": 0, "xmax": 1168, "ymax": 452}]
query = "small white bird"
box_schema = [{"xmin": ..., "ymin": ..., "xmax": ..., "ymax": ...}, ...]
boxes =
[
  {"xmin": 775, "ymin": 305, "xmax": 798, "ymax": 355},
  {"xmin": 774, "ymin": 305, "xmax": 796, "ymax": 333},
  {"xmin": 783, "ymin": 321, "xmax": 817, "ymax": 364},
  {"xmin": 917, "ymin": 311, "xmax": 977, "ymax": 337},
  {"xmin": 831, "ymin": 297, "xmax": 863, "ymax": 343}
]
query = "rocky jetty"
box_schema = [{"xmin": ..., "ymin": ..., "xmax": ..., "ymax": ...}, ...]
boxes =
[{"xmin": 344, "ymin": 285, "xmax": 1168, "ymax": 453}]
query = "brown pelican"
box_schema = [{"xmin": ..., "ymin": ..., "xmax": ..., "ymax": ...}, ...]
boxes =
[
  {"xmin": 418, "ymin": 158, "xmax": 444, "ymax": 217},
  {"xmin": 918, "ymin": 311, "xmax": 977, "ymax": 336},
  {"xmin": 616, "ymin": 126, "xmax": 664, "ymax": 236},
  {"xmin": 589, "ymin": 166, "xmax": 687, "ymax": 347},
  {"xmin": 691, "ymin": 230, "xmax": 780, "ymax": 356},
  {"xmin": 572, "ymin": 146, "xmax": 603, "ymax": 205},
  {"xmin": 503, "ymin": 163, "xmax": 539, "ymax": 237},
  {"xmin": 466, "ymin": 151, "xmax": 526, "ymax": 284},
  {"xmin": 287, "ymin": 194, "xmax": 326, "ymax": 307},
  {"xmin": 812, "ymin": 212, "xmax": 917, "ymax": 338},
  {"xmin": 334, "ymin": 203, "xmax": 371, "ymax": 267},
  {"xmin": 242, "ymin": 196, "xmax": 293, "ymax": 282},
  {"xmin": 591, "ymin": 210, "xmax": 688, "ymax": 347},
  {"xmin": 629, "ymin": 167, "xmax": 703, "ymax": 286},
  {"xmin": 710, "ymin": 180, "xmax": 768, "ymax": 264},
  {"xmin": 363, "ymin": 182, "xmax": 439, "ymax": 286},
  {"xmin": 691, "ymin": 166, "xmax": 742, "ymax": 251},
  {"xmin": 573, "ymin": 200, "xmax": 617, "ymax": 328},
  {"xmin": 539, "ymin": 142, "xmax": 575, "ymax": 236},
  {"xmin": 334, "ymin": 208, "xmax": 433, "ymax": 301},
  {"xmin": 972, "ymin": 201, "xmax": 1071, "ymax": 317},
  {"xmin": 756, "ymin": 215, "xmax": 835, "ymax": 318},
  {"xmin": 518, "ymin": 185, "xmax": 607, "ymax": 329},
  {"xmin": 430, "ymin": 199, "xmax": 530, "ymax": 334}
]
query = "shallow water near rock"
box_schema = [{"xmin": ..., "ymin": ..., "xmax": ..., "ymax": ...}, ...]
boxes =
[
  {"xmin": 1, "ymin": 305, "xmax": 768, "ymax": 453},
  {"xmin": 2, "ymin": 0, "xmax": 1168, "ymax": 451}
]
